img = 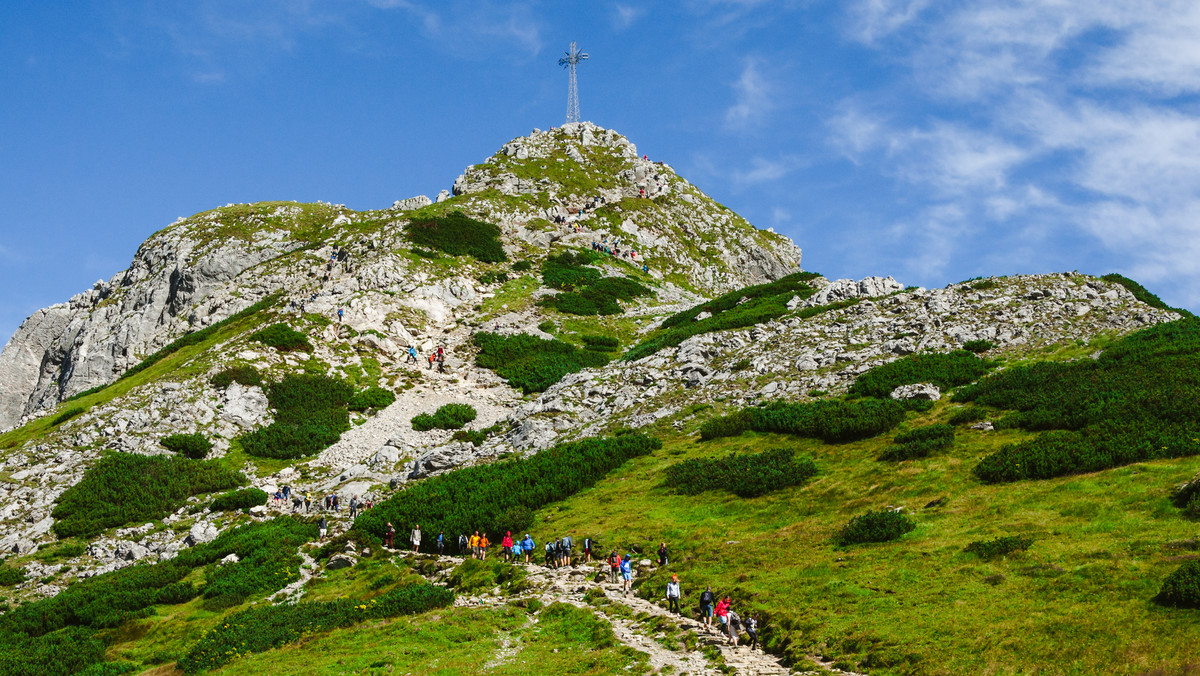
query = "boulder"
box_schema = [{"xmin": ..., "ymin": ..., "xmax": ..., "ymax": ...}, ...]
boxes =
[
  {"xmin": 326, "ymin": 554, "xmax": 356, "ymax": 570},
  {"xmin": 890, "ymin": 383, "xmax": 941, "ymax": 401},
  {"xmin": 185, "ymin": 522, "xmax": 219, "ymax": 547},
  {"xmin": 219, "ymin": 553, "xmax": 240, "ymax": 566},
  {"xmin": 116, "ymin": 541, "xmax": 150, "ymax": 561},
  {"xmin": 221, "ymin": 382, "xmax": 270, "ymax": 429}
]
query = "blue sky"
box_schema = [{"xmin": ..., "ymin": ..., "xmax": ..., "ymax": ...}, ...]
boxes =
[{"xmin": 4, "ymin": 1, "xmax": 1200, "ymax": 345}]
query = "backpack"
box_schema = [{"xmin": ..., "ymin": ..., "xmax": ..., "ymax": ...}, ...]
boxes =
[{"xmin": 562, "ymin": 535, "xmax": 572, "ymax": 548}]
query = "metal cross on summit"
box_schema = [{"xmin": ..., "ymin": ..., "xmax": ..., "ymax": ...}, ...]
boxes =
[{"xmin": 558, "ymin": 41, "xmax": 589, "ymax": 124}]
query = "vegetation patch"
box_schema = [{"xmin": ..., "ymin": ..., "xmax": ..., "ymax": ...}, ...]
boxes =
[
  {"xmin": 405, "ymin": 212, "xmax": 506, "ymax": 263},
  {"xmin": 961, "ymin": 318, "xmax": 1200, "ymax": 483},
  {"xmin": 962, "ymin": 339, "xmax": 995, "ymax": 353},
  {"xmin": 538, "ymin": 250, "xmax": 652, "ymax": 316},
  {"xmin": 473, "ymin": 332, "xmax": 610, "ymax": 394},
  {"xmin": 160, "ymin": 432, "xmax": 212, "ymax": 460},
  {"xmin": 836, "ymin": 509, "xmax": 916, "ymax": 546},
  {"xmin": 0, "ymin": 567, "xmax": 26, "ymax": 587},
  {"xmin": 52, "ymin": 454, "xmax": 244, "ymax": 538},
  {"xmin": 348, "ymin": 386, "xmax": 395, "ymax": 412},
  {"xmin": 411, "ymin": 403, "xmax": 477, "ymax": 431},
  {"xmin": 624, "ymin": 271, "xmax": 819, "ymax": 361},
  {"xmin": 210, "ymin": 487, "xmax": 269, "ymax": 511},
  {"xmin": 210, "ymin": 364, "xmax": 263, "ymax": 389},
  {"xmin": 239, "ymin": 374, "xmax": 354, "ymax": 459},
  {"xmin": 699, "ymin": 399, "xmax": 906, "ymax": 444},
  {"xmin": 582, "ymin": 334, "xmax": 620, "ymax": 351},
  {"xmin": 1102, "ymin": 273, "xmax": 1195, "ymax": 318},
  {"xmin": 1154, "ymin": 560, "xmax": 1200, "ymax": 609},
  {"xmin": 664, "ymin": 447, "xmax": 817, "ymax": 498},
  {"xmin": 947, "ymin": 406, "xmax": 988, "ymax": 425},
  {"xmin": 51, "ymin": 407, "xmax": 85, "ymax": 426},
  {"xmin": 964, "ymin": 535, "xmax": 1034, "ymax": 560},
  {"xmin": 878, "ymin": 424, "xmax": 954, "ymax": 461},
  {"xmin": 446, "ymin": 558, "xmax": 528, "ymax": 596},
  {"xmin": 850, "ymin": 350, "xmax": 995, "ymax": 398},
  {"xmin": 249, "ymin": 323, "xmax": 312, "ymax": 352},
  {"xmin": 177, "ymin": 583, "xmax": 453, "ymax": 673},
  {"xmin": 353, "ymin": 434, "xmax": 660, "ymax": 550}
]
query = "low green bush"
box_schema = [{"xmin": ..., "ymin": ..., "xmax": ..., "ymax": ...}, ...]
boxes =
[
  {"xmin": 353, "ymin": 434, "xmax": 660, "ymax": 552},
  {"xmin": 1153, "ymin": 559, "xmax": 1200, "ymax": 608},
  {"xmin": 511, "ymin": 260, "xmax": 532, "ymax": 272},
  {"xmin": 406, "ymin": 212, "xmax": 507, "ymax": 263},
  {"xmin": 177, "ymin": 583, "xmax": 454, "ymax": 673},
  {"xmin": 160, "ymin": 433, "xmax": 212, "ymax": 460},
  {"xmin": 210, "ymin": 365, "xmax": 263, "ymax": 389},
  {"xmin": 348, "ymin": 386, "xmax": 396, "ymax": 412},
  {"xmin": 962, "ymin": 339, "xmax": 995, "ymax": 353},
  {"xmin": 947, "ymin": 406, "xmax": 988, "ymax": 425},
  {"xmin": 698, "ymin": 409, "xmax": 753, "ymax": 441},
  {"xmin": 249, "ymin": 323, "xmax": 311, "ymax": 352},
  {"xmin": 51, "ymin": 407, "xmax": 85, "ymax": 426},
  {"xmin": 0, "ymin": 626, "xmax": 107, "ymax": 676},
  {"xmin": 582, "ymin": 334, "xmax": 619, "ymax": 351},
  {"xmin": 664, "ymin": 448, "xmax": 817, "ymax": 498},
  {"xmin": 1170, "ymin": 474, "xmax": 1200, "ymax": 509},
  {"xmin": 473, "ymin": 332, "xmax": 611, "ymax": 394},
  {"xmin": 451, "ymin": 429, "xmax": 488, "ymax": 446},
  {"xmin": 624, "ymin": 272, "xmax": 819, "ymax": 361},
  {"xmin": 210, "ymin": 487, "xmax": 269, "ymax": 511},
  {"xmin": 52, "ymin": 455, "xmax": 244, "ymax": 538},
  {"xmin": 0, "ymin": 567, "xmax": 26, "ymax": 586},
  {"xmin": 878, "ymin": 424, "xmax": 954, "ymax": 461},
  {"xmin": 836, "ymin": 509, "xmax": 916, "ymax": 546},
  {"xmin": 700, "ymin": 400, "xmax": 905, "ymax": 444},
  {"xmin": 850, "ymin": 350, "xmax": 995, "ymax": 398},
  {"xmin": 446, "ymin": 558, "xmax": 528, "ymax": 595},
  {"xmin": 478, "ymin": 271, "xmax": 509, "ymax": 285},
  {"xmin": 964, "ymin": 535, "xmax": 1034, "ymax": 560},
  {"xmin": 538, "ymin": 250, "xmax": 652, "ymax": 316},
  {"xmin": 411, "ymin": 403, "xmax": 477, "ymax": 431},
  {"xmin": 1102, "ymin": 273, "xmax": 1195, "ymax": 318},
  {"xmin": 239, "ymin": 374, "xmax": 353, "ymax": 459}
]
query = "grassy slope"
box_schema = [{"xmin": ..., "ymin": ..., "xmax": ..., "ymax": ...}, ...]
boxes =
[{"xmin": 530, "ymin": 403, "xmax": 1200, "ymax": 675}]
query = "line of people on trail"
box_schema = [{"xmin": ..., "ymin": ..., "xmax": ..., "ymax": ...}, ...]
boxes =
[
  {"xmin": 289, "ymin": 491, "xmax": 373, "ymax": 517},
  {"xmin": 404, "ymin": 344, "xmax": 447, "ymax": 373}
]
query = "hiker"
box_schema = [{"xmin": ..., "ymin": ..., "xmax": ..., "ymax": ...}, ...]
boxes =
[
  {"xmin": 470, "ymin": 531, "xmax": 481, "ymax": 559},
  {"xmin": 349, "ymin": 495, "xmax": 358, "ymax": 518},
  {"xmin": 727, "ymin": 608, "xmax": 741, "ymax": 646},
  {"xmin": 552, "ymin": 538, "xmax": 563, "ymax": 567},
  {"xmin": 304, "ymin": 492, "xmax": 311, "ymax": 513},
  {"xmin": 458, "ymin": 532, "xmax": 468, "ymax": 556},
  {"xmin": 608, "ymin": 550, "xmax": 621, "ymax": 583},
  {"xmin": 700, "ymin": 586, "xmax": 716, "ymax": 629},
  {"xmin": 411, "ymin": 524, "xmax": 422, "ymax": 552},
  {"xmin": 332, "ymin": 494, "xmax": 340, "ymax": 512},
  {"xmin": 437, "ymin": 531, "xmax": 445, "ymax": 556},
  {"xmin": 318, "ymin": 515, "xmax": 328, "ymax": 541},
  {"xmin": 501, "ymin": 532, "xmax": 514, "ymax": 562},
  {"xmin": 620, "ymin": 554, "xmax": 633, "ymax": 595},
  {"xmin": 292, "ymin": 497, "xmax": 302, "ymax": 512},
  {"xmin": 544, "ymin": 541, "xmax": 555, "ymax": 567},
  {"xmin": 427, "ymin": 353, "xmax": 436, "ymax": 370},
  {"xmin": 337, "ymin": 308, "xmax": 344, "ymax": 322},
  {"xmin": 282, "ymin": 485, "xmax": 290, "ymax": 500},
  {"xmin": 745, "ymin": 615, "xmax": 760, "ymax": 651},
  {"xmin": 511, "ymin": 535, "xmax": 522, "ymax": 562},
  {"xmin": 385, "ymin": 522, "xmax": 395, "ymax": 549},
  {"xmin": 323, "ymin": 494, "xmax": 332, "ymax": 511},
  {"xmin": 522, "ymin": 534, "xmax": 535, "ymax": 563},
  {"xmin": 406, "ymin": 346, "xmax": 418, "ymax": 363},
  {"xmin": 561, "ymin": 535, "xmax": 572, "ymax": 566},
  {"xmin": 479, "ymin": 532, "xmax": 490, "ymax": 560},
  {"xmin": 715, "ymin": 596, "xmax": 732, "ymax": 639},
  {"xmin": 582, "ymin": 536, "xmax": 595, "ymax": 563},
  {"xmin": 437, "ymin": 353, "xmax": 446, "ymax": 374},
  {"xmin": 666, "ymin": 574, "xmax": 682, "ymax": 615},
  {"xmin": 657, "ymin": 542, "xmax": 669, "ymax": 567}
]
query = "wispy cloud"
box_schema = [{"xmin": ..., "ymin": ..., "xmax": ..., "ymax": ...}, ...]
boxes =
[
  {"xmin": 612, "ymin": 4, "xmax": 644, "ymax": 30},
  {"xmin": 725, "ymin": 58, "xmax": 774, "ymax": 128},
  {"xmin": 731, "ymin": 155, "xmax": 804, "ymax": 187}
]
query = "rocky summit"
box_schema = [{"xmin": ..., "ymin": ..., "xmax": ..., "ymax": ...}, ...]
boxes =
[{"xmin": 0, "ymin": 124, "xmax": 1197, "ymax": 676}]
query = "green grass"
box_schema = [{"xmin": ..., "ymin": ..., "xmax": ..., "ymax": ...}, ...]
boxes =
[{"xmin": 525, "ymin": 400, "xmax": 1200, "ymax": 674}]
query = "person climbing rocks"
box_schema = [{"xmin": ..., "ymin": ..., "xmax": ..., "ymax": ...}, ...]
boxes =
[
  {"xmin": 727, "ymin": 608, "xmax": 741, "ymax": 646},
  {"xmin": 544, "ymin": 541, "xmax": 555, "ymax": 567},
  {"xmin": 406, "ymin": 346, "xmax": 418, "ymax": 363},
  {"xmin": 385, "ymin": 522, "xmax": 395, "ymax": 549},
  {"xmin": 715, "ymin": 596, "xmax": 732, "ymax": 638},
  {"xmin": 411, "ymin": 524, "xmax": 422, "ymax": 552},
  {"xmin": 521, "ymin": 534, "xmax": 535, "ymax": 564},
  {"xmin": 744, "ymin": 615, "xmax": 760, "ymax": 650},
  {"xmin": 348, "ymin": 495, "xmax": 358, "ymax": 518},
  {"xmin": 620, "ymin": 554, "xmax": 634, "ymax": 595},
  {"xmin": 304, "ymin": 492, "xmax": 311, "ymax": 513},
  {"xmin": 501, "ymin": 531, "xmax": 514, "ymax": 562},
  {"xmin": 582, "ymin": 536, "xmax": 595, "ymax": 563},
  {"xmin": 427, "ymin": 352, "xmax": 436, "ymax": 370},
  {"xmin": 318, "ymin": 515, "xmax": 328, "ymax": 541},
  {"xmin": 608, "ymin": 550, "xmax": 621, "ymax": 583},
  {"xmin": 699, "ymin": 586, "xmax": 716, "ymax": 629},
  {"xmin": 657, "ymin": 542, "xmax": 669, "ymax": 567},
  {"xmin": 666, "ymin": 574, "xmax": 682, "ymax": 615},
  {"xmin": 337, "ymin": 308, "xmax": 344, "ymax": 322}
]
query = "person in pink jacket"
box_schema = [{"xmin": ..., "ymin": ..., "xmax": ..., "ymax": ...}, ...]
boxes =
[
  {"xmin": 501, "ymin": 531, "xmax": 514, "ymax": 562},
  {"xmin": 715, "ymin": 596, "xmax": 731, "ymax": 636}
]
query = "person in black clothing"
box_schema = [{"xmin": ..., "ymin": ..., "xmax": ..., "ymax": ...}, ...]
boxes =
[
  {"xmin": 699, "ymin": 586, "xmax": 716, "ymax": 629},
  {"xmin": 657, "ymin": 542, "xmax": 668, "ymax": 566},
  {"xmin": 458, "ymin": 532, "xmax": 468, "ymax": 556},
  {"xmin": 745, "ymin": 615, "xmax": 760, "ymax": 650}
]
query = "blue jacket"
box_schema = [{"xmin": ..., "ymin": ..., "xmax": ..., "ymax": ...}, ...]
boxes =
[
  {"xmin": 522, "ymin": 536, "xmax": 534, "ymax": 551},
  {"xmin": 620, "ymin": 558, "xmax": 632, "ymax": 574}
]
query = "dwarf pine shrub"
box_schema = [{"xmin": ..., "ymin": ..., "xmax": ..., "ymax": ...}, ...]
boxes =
[
  {"xmin": 878, "ymin": 424, "xmax": 954, "ymax": 461},
  {"xmin": 538, "ymin": 251, "xmax": 652, "ymax": 316},
  {"xmin": 411, "ymin": 403, "xmax": 477, "ymax": 431},
  {"xmin": 405, "ymin": 212, "xmax": 507, "ymax": 263},
  {"xmin": 964, "ymin": 535, "xmax": 1034, "ymax": 559},
  {"xmin": 962, "ymin": 339, "xmax": 995, "ymax": 353},
  {"xmin": 52, "ymin": 455, "xmax": 244, "ymax": 538},
  {"xmin": 850, "ymin": 350, "xmax": 995, "ymax": 398},
  {"xmin": 249, "ymin": 323, "xmax": 311, "ymax": 352},
  {"xmin": 210, "ymin": 487, "xmax": 269, "ymax": 511},
  {"xmin": 209, "ymin": 364, "xmax": 263, "ymax": 389},
  {"xmin": 836, "ymin": 509, "xmax": 916, "ymax": 546},
  {"xmin": 239, "ymin": 374, "xmax": 354, "ymax": 459},
  {"xmin": 348, "ymin": 386, "xmax": 396, "ymax": 412},
  {"xmin": 473, "ymin": 332, "xmax": 611, "ymax": 394},
  {"xmin": 160, "ymin": 433, "xmax": 212, "ymax": 460},
  {"xmin": 1154, "ymin": 559, "xmax": 1200, "ymax": 608},
  {"xmin": 665, "ymin": 448, "xmax": 817, "ymax": 497}
]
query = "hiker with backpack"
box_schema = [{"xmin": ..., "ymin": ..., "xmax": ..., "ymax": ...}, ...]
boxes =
[
  {"xmin": 744, "ymin": 615, "xmax": 760, "ymax": 650},
  {"xmin": 582, "ymin": 536, "xmax": 595, "ymax": 562},
  {"xmin": 715, "ymin": 596, "xmax": 732, "ymax": 640},
  {"xmin": 437, "ymin": 531, "xmax": 445, "ymax": 555},
  {"xmin": 620, "ymin": 554, "xmax": 634, "ymax": 595},
  {"xmin": 545, "ymin": 541, "xmax": 556, "ymax": 567},
  {"xmin": 501, "ymin": 531, "xmax": 514, "ymax": 562},
  {"xmin": 385, "ymin": 522, "xmax": 395, "ymax": 549},
  {"xmin": 560, "ymin": 535, "xmax": 573, "ymax": 566},
  {"xmin": 608, "ymin": 550, "xmax": 621, "ymax": 583},
  {"xmin": 521, "ymin": 534, "xmax": 535, "ymax": 563},
  {"xmin": 458, "ymin": 532, "xmax": 468, "ymax": 556},
  {"xmin": 666, "ymin": 574, "xmax": 682, "ymax": 615},
  {"xmin": 406, "ymin": 346, "xmax": 418, "ymax": 363},
  {"xmin": 699, "ymin": 586, "xmax": 716, "ymax": 629},
  {"xmin": 479, "ymin": 532, "xmax": 490, "ymax": 560},
  {"xmin": 727, "ymin": 608, "xmax": 741, "ymax": 646},
  {"xmin": 318, "ymin": 515, "xmax": 328, "ymax": 541},
  {"xmin": 657, "ymin": 542, "xmax": 668, "ymax": 566}
]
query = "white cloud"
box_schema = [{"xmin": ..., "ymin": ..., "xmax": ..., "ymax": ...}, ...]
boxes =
[
  {"xmin": 612, "ymin": 4, "xmax": 644, "ymax": 30},
  {"xmin": 731, "ymin": 156, "xmax": 803, "ymax": 186},
  {"xmin": 725, "ymin": 58, "xmax": 774, "ymax": 128},
  {"xmin": 851, "ymin": 0, "xmax": 932, "ymax": 44}
]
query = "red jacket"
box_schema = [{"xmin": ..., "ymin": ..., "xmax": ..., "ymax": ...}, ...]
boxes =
[
  {"xmin": 502, "ymin": 535, "xmax": 513, "ymax": 548},
  {"xmin": 715, "ymin": 599, "xmax": 730, "ymax": 617}
]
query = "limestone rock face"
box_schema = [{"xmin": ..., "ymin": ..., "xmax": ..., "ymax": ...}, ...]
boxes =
[{"xmin": 891, "ymin": 383, "xmax": 941, "ymax": 401}]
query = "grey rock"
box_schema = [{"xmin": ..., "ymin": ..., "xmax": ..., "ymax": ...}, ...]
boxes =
[
  {"xmin": 890, "ymin": 383, "xmax": 941, "ymax": 401},
  {"xmin": 326, "ymin": 554, "xmax": 356, "ymax": 570}
]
